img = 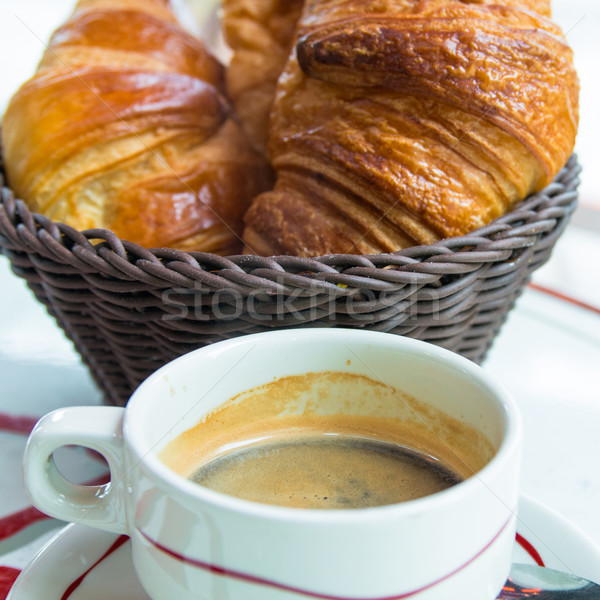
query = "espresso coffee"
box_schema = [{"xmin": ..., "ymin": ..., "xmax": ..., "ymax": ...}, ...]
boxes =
[
  {"xmin": 159, "ymin": 371, "xmax": 494, "ymax": 510},
  {"xmin": 190, "ymin": 434, "xmax": 462, "ymax": 509}
]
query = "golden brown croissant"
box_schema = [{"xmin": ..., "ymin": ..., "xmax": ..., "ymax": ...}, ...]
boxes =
[
  {"xmin": 242, "ymin": 0, "xmax": 579, "ymax": 257},
  {"xmin": 221, "ymin": 0, "xmax": 304, "ymax": 155},
  {"xmin": 1, "ymin": 0, "xmax": 272, "ymax": 254}
]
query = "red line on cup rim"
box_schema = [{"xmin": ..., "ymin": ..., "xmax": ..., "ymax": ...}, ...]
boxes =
[{"xmin": 138, "ymin": 515, "xmax": 513, "ymax": 600}]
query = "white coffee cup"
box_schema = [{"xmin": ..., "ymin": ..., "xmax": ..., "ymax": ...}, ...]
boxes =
[{"xmin": 24, "ymin": 329, "xmax": 521, "ymax": 600}]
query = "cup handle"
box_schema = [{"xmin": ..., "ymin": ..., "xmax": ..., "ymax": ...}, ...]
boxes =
[{"xmin": 24, "ymin": 406, "xmax": 128, "ymax": 534}]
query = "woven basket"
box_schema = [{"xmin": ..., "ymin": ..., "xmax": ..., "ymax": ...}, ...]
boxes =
[{"xmin": 0, "ymin": 156, "xmax": 580, "ymax": 406}]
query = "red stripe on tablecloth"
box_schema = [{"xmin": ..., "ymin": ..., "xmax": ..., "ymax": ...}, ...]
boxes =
[
  {"xmin": 529, "ymin": 283, "xmax": 600, "ymax": 316},
  {"xmin": 0, "ymin": 474, "xmax": 109, "ymax": 542},
  {"xmin": 0, "ymin": 412, "xmax": 108, "ymax": 467},
  {"xmin": 0, "ymin": 414, "xmax": 39, "ymax": 435},
  {"xmin": 0, "ymin": 566, "xmax": 22, "ymax": 600},
  {"xmin": 515, "ymin": 533, "xmax": 545, "ymax": 567},
  {"xmin": 0, "ymin": 506, "xmax": 48, "ymax": 542}
]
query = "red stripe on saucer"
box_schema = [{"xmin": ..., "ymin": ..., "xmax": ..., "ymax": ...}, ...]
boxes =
[
  {"xmin": 139, "ymin": 516, "xmax": 513, "ymax": 600},
  {"xmin": 515, "ymin": 533, "xmax": 545, "ymax": 567},
  {"xmin": 61, "ymin": 535, "xmax": 129, "ymax": 600}
]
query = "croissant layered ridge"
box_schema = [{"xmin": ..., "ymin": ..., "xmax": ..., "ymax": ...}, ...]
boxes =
[
  {"xmin": 2, "ymin": 0, "xmax": 272, "ymax": 254},
  {"xmin": 242, "ymin": 0, "xmax": 579, "ymax": 257},
  {"xmin": 222, "ymin": 0, "xmax": 304, "ymax": 155}
]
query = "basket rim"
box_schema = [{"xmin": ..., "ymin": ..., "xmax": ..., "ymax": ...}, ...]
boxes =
[
  {"xmin": 0, "ymin": 155, "xmax": 580, "ymax": 289},
  {"xmin": 0, "ymin": 155, "xmax": 580, "ymax": 405}
]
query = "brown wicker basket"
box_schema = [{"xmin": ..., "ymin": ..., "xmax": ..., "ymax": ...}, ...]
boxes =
[{"xmin": 0, "ymin": 156, "xmax": 580, "ymax": 406}]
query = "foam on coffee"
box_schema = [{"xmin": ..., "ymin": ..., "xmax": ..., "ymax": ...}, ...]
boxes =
[
  {"xmin": 159, "ymin": 371, "xmax": 494, "ymax": 509},
  {"xmin": 190, "ymin": 433, "xmax": 463, "ymax": 508}
]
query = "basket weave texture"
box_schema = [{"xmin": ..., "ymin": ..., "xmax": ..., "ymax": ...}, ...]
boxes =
[{"xmin": 0, "ymin": 156, "xmax": 580, "ymax": 406}]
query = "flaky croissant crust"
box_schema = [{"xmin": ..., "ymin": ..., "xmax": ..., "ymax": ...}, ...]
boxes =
[
  {"xmin": 297, "ymin": 1, "xmax": 577, "ymax": 183},
  {"xmin": 221, "ymin": 0, "xmax": 305, "ymax": 155},
  {"xmin": 2, "ymin": 0, "xmax": 272, "ymax": 254},
  {"xmin": 243, "ymin": 0, "xmax": 579, "ymax": 257}
]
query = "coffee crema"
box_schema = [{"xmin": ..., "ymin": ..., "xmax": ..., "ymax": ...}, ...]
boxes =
[
  {"xmin": 190, "ymin": 433, "xmax": 462, "ymax": 509},
  {"xmin": 159, "ymin": 371, "xmax": 494, "ymax": 510}
]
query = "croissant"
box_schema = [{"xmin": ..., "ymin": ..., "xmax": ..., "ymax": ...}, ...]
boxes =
[
  {"xmin": 1, "ymin": 0, "xmax": 272, "ymax": 254},
  {"xmin": 242, "ymin": 0, "xmax": 579, "ymax": 257},
  {"xmin": 221, "ymin": 0, "xmax": 304, "ymax": 155}
]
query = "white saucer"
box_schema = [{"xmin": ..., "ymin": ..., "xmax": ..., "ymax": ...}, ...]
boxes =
[{"xmin": 8, "ymin": 495, "xmax": 600, "ymax": 600}]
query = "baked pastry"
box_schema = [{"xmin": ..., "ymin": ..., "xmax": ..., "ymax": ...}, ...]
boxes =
[
  {"xmin": 242, "ymin": 0, "xmax": 579, "ymax": 257},
  {"xmin": 221, "ymin": 0, "xmax": 304, "ymax": 155},
  {"xmin": 1, "ymin": 0, "xmax": 272, "ymax": 254}
]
